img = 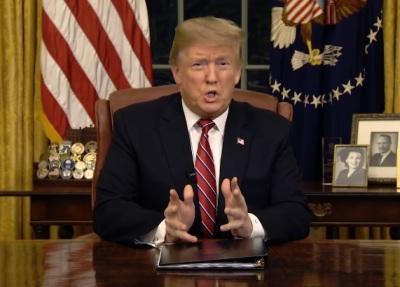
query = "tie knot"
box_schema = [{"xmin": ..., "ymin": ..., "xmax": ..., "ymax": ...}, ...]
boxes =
[{"xmin": 198, "ymin": 119, "xmax": 215, "ymax": 134}]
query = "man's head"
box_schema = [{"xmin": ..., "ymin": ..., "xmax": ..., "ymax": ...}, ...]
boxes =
[
  {"xmin": 169, "ymin": 16, "xmax": 246, "ymax": 119},
  {"xmin": 376, "ymin": 134, "xmax": 392, "ymax": 154}
]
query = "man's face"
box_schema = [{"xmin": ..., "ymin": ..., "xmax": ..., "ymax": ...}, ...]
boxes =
[
  {"xmin": 171, "ymin": 43, "xmax": 242, "ymax": 119},
  {"xmin": 377, "ymin": 136, "xmax": 391, "ymax": 154}
]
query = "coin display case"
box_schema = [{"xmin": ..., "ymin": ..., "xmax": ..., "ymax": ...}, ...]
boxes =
[{"xmin": 34, "ymin": 127, "xmax": 96, "ymax": 186}]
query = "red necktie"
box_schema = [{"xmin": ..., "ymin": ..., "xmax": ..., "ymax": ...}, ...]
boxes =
[{"xmin": 195, "ymin": 119, "xmax": 216, "ymax": 237}]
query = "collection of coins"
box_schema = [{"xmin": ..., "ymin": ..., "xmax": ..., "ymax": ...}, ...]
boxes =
[{"xmin": 37, "ymin": 140, "xmax": 97, "ymax": 180}]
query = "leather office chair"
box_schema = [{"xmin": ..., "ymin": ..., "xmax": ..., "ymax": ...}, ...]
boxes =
[{"xmin": 91, "ymin": 84, "xmax": 293, "ymax": 207}]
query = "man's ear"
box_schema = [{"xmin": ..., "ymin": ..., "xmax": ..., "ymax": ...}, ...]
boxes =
[
  {"xmin": 171, "ymin": 66, "xmax": 181, "ymax": 84},
  {"xmin": 234, "ymin": 67, "xmax": 242, "ymax": 85}
]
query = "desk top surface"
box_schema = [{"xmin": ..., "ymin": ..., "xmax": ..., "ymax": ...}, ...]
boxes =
[{"xmin": 1, "ymin": 238, "xmax": 399, "ymax": 287}]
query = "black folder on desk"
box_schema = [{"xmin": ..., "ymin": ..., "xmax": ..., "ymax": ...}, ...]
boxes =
[{"xmin": 156, "ymin": 238, "xmax": 267, "ymax": 270}]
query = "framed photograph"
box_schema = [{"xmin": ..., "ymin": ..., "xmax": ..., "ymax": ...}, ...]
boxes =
[
  {"xmin": 351, "ymin": 113, "xmax": 400, "ymax": 183},
  {"xmin": 332, "ymin": 144, "xmax": 369, "ymax": 187}
]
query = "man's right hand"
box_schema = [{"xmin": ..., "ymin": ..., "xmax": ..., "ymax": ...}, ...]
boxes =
[{"xmin": 164, "ymin": 184, "xmax": 197, "ymax": 243}]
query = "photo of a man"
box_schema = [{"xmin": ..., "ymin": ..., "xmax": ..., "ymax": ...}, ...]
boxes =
[{"xmin": 369, "ymin": 133, "xmax": 397, "ymax": 167}]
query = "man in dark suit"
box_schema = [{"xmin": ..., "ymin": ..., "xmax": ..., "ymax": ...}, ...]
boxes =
[
  {"xmin": 93, "ymin": 16, "xmax": 311, "ymax": 247},
  {"xmin": 370, "ymin": 134, "xmax": 397, "ymax": 167}
]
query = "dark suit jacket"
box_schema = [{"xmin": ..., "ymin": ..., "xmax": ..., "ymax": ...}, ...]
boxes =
[
  {"xmin": 93, "ymin": 93, "xmax": 311, "ymax": 246},
  {"xmin": 370, "ymin": 151, "xmax": 396, "ymax": 167}
]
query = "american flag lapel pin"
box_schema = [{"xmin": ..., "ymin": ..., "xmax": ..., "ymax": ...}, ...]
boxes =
[{"xmin": 237, "ymin": 137, "xmax": 245, "ymax": 146}]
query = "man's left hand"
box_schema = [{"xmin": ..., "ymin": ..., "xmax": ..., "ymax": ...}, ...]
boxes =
[{"xmin": 220, "ymin": 177, "xmax": 253, "ymax": 238}]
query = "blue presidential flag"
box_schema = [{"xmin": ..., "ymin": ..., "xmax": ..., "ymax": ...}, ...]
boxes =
[{"xmin": 269, "ymin": 0, "xmax": 384, "ymax": 180}]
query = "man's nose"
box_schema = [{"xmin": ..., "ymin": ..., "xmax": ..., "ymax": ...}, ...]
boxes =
[{"xmin": 206, "ymin": 66, "xmax": 217, "ymax": 83}]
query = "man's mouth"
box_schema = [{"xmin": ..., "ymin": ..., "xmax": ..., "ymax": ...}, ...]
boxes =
[{"xmin": 206, "ymin": 91, "xmax": 217, "ymax": 97}]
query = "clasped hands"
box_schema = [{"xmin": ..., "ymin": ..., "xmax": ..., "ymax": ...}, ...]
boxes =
[{"xmin": 164, "ymin": 177, "xmax": 253, "ymax": 243}]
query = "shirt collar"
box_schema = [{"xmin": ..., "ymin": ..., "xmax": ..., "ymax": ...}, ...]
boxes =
[{"xmin": 181, "ymin": 98, "xmax": 229, "ymax": 133}]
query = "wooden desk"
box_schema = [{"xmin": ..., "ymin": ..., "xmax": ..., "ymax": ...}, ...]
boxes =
[{"xmin": 0, "ymin": 238, "xmax": 399, "ymax": 286}]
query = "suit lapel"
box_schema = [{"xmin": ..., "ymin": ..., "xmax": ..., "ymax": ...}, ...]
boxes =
[
  {"xmin": 220, "ymin": 101, "xmax": 251, "ymax": 189},
  {"xmin": 216, "ymin": 101, "xmax": 252, "ymax": 229},
  {"xmin": 158, "ymin": 95, "xmax": 194, "ymax": 192},
  {"xmin": 158, "ymin": 94, "xmax": 204, "ymax": 235}
]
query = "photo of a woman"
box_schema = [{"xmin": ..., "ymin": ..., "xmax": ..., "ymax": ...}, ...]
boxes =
[{"xmin": 333, "ymin": 145, "xmax": 368, "ymax": 187}]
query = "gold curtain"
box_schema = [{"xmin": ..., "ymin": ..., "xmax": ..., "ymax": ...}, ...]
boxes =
[
  {"xmin": 383, "ymin": 0, "xmax": 400, "ymax": 112},
  {"xmin": 0, "ymin": 0, "xmax": 47, "ymax": 240}
]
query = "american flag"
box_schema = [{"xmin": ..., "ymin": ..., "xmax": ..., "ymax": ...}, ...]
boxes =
[
  {"xmin": 40, "ymin": 0, "xmax": 153, "ymax": 142},
  {"xmin": 285, "ymin": 0, "xmax": 323, "ymax": 24}
]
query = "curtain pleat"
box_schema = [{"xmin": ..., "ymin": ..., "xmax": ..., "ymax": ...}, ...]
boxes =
[
  {"xmin": 0, "ymin": 0, "xmax": 47, "ymax": 240},
  {"xmin": 383, "ymin": 0, "xmax": 400, "ymax": 113}
]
